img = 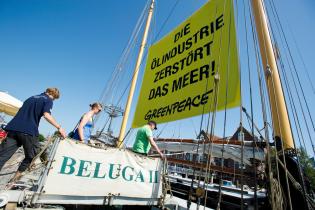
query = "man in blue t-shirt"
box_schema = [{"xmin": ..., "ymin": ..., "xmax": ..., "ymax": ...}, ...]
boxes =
[{"xmin": 0, "ymin": 88, "xmax": 67, "ymax": 181}]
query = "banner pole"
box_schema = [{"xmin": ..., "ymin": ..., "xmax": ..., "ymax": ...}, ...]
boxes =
[{"xmin": 117, "ymin": 0, "xmax": 155, "ymax": 148}]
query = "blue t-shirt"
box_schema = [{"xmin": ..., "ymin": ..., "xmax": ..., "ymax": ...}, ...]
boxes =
[{"xmin": 5, "ymin": 93, "xmax": 53, "ymax": 136}]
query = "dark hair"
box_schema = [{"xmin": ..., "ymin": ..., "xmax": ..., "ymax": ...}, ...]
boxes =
[
  {"xmin": 90, "ymin": 102, "xmax": 103, "ymax": 110},
  {"xmin": 148, "ymin": 120, "xmax": 157, "ymax": 130}
]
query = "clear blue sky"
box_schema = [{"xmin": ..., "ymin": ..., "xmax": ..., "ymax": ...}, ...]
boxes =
[{"xmin": 1, "ymin": 0, "xmax": 314, "ymax": 155}]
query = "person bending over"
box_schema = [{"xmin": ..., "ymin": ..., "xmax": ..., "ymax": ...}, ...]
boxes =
[
  {"xmin": 132, "ymin": 121, "xmax": 164, "ymax": 158},
  {"xmin": 0, "ymin": 88, "xmax": 66, "ymax": 181}
]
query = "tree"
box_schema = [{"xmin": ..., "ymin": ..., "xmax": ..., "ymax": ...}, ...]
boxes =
[
  {"xmin": 38, "ymin": 133, "xmax": 46, "ymax": 142},
  {"xmin": 298, "ymin": 148, "xmax": 315, "ymax": 191}
]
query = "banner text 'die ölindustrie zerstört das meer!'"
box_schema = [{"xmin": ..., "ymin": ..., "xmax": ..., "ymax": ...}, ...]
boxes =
[{"xmin": 132, "ymin": 0, "xmax": 240, "ymax": 128}]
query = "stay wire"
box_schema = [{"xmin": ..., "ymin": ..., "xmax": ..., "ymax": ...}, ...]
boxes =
[
  {"xmin": 248, "ymin": 3, "xmax": 275, "ymax": 207},
  {"xmin": 268, "ymin": 0, "xmax": 315, "ymax": 156},
  {"xmin": 269, "ymin": 65, "xmax": 292, "ymax": 210},
  {"xmin": 277, "ymin": 50, "xmax": 310, "ymax": 207},
  {"xmin": 95, "ymin": 0, "xmax": 150, "ymax": 124},
  {"xmin": 156, "ymin": 123, "xmax": 169, "ymax": 138},
  {"xmin": 117, "ymin": 52, "xmax": 149, "ymax": 148},
  {"xmin": 277, "ymin": 47, "xmax": 308, "ymax": 151},
  {"xmin": 287, "ymin": 26, "xmax": 315, "ymax": 95},
  {"xmin": 116, "ymin": 51, "xmax": 149, "ymax": 108},
  {"xmin": 101, "ymin": 0, "xmax": 148, "ymax": 103},
  {"xmin": 252, "ymin": 19, "xmax": 276, "ymax": 184},
  {"xmin": 234, "ymin": 0, "xmax": 245, "ymax": 208},
  {"xmin": 115, "ymin": 0, "xmax": 155, "ymax": 120},
  {"xmin": 266, "ymin": 1, "xmax": 308, "ymax": 153},
  {"xmin": 154, "ymin": 0, "xmax": 180, "ymax": 42},
  {"xmin": 97, "ymin": 116, "xmax": 111, "ymax": 137},
  {"xmin": 265, "ymin": 0, "xmax": 310, "ymax": 205},
  {"xmin": 262, "ymin": 0, "xmax": 294, "ymax": 207},
  {"xmin": 242, "ymin": 0, "xmax": 258, "ymax": 208},
  {"xmin": 187, "ymin": 1, "xmax": 220, "ymax": 209},
  {"xmin": 216, "ymin": 0, "xmax": 233, "ymax": 208},
  {"xmin": 202, "ymin": 0, "xmax": 229, "ymax": 208},
  {"xmin": 112, "ymin": 16, "xmax": 148, "ymax": 104},
  {"xmin": 269, "ymin": 0, "xmax": 315, "ymax": 136},
  {"xmin": 255, "ymin": 0, "xmax": 291, "ymax": 209},
  {"xmin": 264, "ymin": 3, "xmax": 309, "ymax": 152},
  {"xmin": 256, "ymin": 0, "xmax": 281, "ymax": 197}
]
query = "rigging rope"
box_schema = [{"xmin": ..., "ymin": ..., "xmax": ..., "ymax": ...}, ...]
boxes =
[
  {"xmin": 202, "ymin": 0, "xmax": 230, "ymax": 208},
  {"xmin": 267, "ymin": 0, "xmax": 315, "ymax": 157},
  {"xmin": 269, "ymin": 0, "xmax": 315, "ymax": 137},
  {"xmin": 277, "ymin": 48, "xmax": 308, "ymax": 151},
  {"xmin": 264, "ymin": 1, "xmax": 312, "ymax": 206},
  {"xmin": 94, "ymin": 0, "xmax": 150, "ymax": 125},
  {"xmin": 287, "ymin": 26, "xmax": 315, "ymax": 95},
  {"xmin": 216, "ymin": 0, "xmax": 233, "ymax": 208},
  {"xmin": 242, "ymin": 1, "xmax": 258, "ymax": 208},
  {"xmin": 154, "ymin": 0, "xmax": 180, "ymax": 42},
  {"xmin": 248, "ymin": 1, "xmax": 281, "ymax": 209},
  {"xmin": 269, "ymin": 45, "xmax": 294, "ymax": 210},
  {"xmin": 187, "ymin": 1, "xmax": 221, "ymax": 208},
  {"xmin": 188, "ymin": 2, "xmax": 237, "ymax": 206},
  {"xmin": 234, "ymin": 0, "xmax": 245, "ymax": 208},
  {"xmin": 253, "ymin": 1, "xmax": 294, "ymax": 209}
]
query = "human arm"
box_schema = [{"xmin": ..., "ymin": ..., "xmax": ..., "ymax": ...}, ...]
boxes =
[
  {"xmin": 43, "ymin": 112, "xmax": 66, "ymax": 138},
  {"xmin": 148, "ymin": 136, "xmax": 164, "ymax": 158},
  {"xmin": 77, "ymin": 112, "xmax": 93, "ymax": 142}
]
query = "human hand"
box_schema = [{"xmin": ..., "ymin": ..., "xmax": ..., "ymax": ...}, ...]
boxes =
[{"xmin": 58, "ymin": 127, "xmax": 67, "ymax": 139}]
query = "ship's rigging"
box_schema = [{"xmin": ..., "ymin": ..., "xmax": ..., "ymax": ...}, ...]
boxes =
[
  {"xmin": 1, "ymin": 0, "xmax": 315, "ymax": 210},
  {"xmin": 93, "ymin": 0, "xmax": 315, "ymax": 209}
]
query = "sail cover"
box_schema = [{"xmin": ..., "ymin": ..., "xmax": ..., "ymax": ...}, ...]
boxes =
[
  {"xmin": 133, "ymin": 0, "xmax": 240, "ymax": 127},
  {"xmin": 43, "ymin": 139, "xmax": 162, "ymax": 198}
]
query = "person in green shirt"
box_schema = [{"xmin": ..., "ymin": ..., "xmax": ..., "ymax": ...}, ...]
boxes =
[{"xmin": 132, "ymin": 121, "xmax": 164, "ymax": 158}]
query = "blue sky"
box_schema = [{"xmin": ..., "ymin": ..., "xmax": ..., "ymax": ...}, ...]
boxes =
[{"xmin": 1, "ymin": 0, "xmax": 314, "ymax": 155}]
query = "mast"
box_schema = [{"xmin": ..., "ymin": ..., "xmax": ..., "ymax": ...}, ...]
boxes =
[
  {"xmin": 250, "ymin": 0, "xmax": 294, "ymax": 149},
  {"xmin": 117, "ymin": 0, "xmax": 155, "ymax": 147}
]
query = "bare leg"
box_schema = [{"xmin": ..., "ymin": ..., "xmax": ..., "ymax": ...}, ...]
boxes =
[{"xmin": 9, "ymin": 171, "xmax": 23, "ymax": 183}]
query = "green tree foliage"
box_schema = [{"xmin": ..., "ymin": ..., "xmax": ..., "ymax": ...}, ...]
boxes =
[
  {"xmin": 38, "ymin": 133, "xmax": 46, "ymax": 142},
  {"xmin": 299, "ymin": 148, "xmax": 315, "ymax": 190}
]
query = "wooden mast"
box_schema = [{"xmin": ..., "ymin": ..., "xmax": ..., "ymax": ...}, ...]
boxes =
[
  {"xmin": 251, "ymin": 0, "xmax": 294, "ymax": 149},
  {"xmin": 117, "ymin": 0, "xmax": 155, "ymax": 148}
]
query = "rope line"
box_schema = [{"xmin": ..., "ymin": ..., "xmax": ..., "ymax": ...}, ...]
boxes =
[
  {"xmin": 217, "ymin": 0, "xmax": 233, "ymax": 208},
  {"xmin": 265, "ymin": 1, "xmax": 311, "ymax": 206},
  {"xmin": 267, "ymin": 0, "xmax": 315, "ymax": 157},
  {"xmin": 242, "ymin": 1, "xmax": 258, "ymax": 208},
  {"xmin": 234, "ymin": 0, "xmax": 245, "ymax": 208}
]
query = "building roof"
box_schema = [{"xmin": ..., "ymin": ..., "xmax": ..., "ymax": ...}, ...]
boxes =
[{"xmin": 231, "ymin": 126, "xmax": 254, "ymax": 141}]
